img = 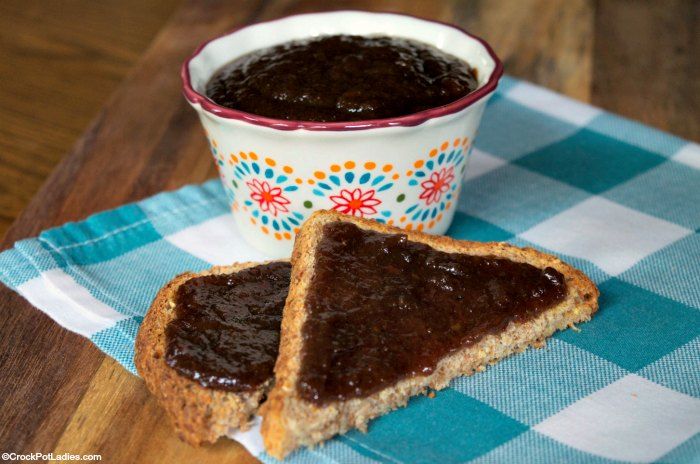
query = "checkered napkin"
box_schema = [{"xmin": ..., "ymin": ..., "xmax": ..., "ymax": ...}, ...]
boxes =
[{"xmin": 1, "ymin": 76, "xmax": 699, "ymax": 463}]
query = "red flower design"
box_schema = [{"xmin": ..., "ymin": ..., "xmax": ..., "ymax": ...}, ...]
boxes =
[
  {"xmin": 419, "ymin": 167, "xmax": 455, "ymax": 205},
  {"xmin": 247, "ymin": 179, "xmax": 290, "ymax": 217},
  {"xmin": 330, "ymin": 188, "xmax": 381, "ymax": 217}
]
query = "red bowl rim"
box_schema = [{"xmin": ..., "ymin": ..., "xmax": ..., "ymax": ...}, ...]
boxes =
[{"xmin": 181, "ymin": 10, "xmax": 504, "ymax": 131}]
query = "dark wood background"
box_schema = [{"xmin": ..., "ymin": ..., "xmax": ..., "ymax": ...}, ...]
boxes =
[{"xmin": 0, "ymin": 1, "xmax": 698, "ymax": 462}]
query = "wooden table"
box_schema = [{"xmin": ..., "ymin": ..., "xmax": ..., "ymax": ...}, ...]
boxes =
[{"xmin": 1, "ymin": 1, "xmax": 697, "ymax": 462}]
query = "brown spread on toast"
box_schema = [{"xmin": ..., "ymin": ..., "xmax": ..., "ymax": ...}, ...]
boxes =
[
  {"xmin": 298, "ymin": 221, "xmax": 567, "ymax": 404},
  {"xmin": 165, "ymin": 261, "xmax": 291, "ymax": 392}
]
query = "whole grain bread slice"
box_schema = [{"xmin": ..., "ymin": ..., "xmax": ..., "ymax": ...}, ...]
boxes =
[
  {"xmin": 135, "ymin": 261, "xmax": 285, "ymax": 446},
  {"xmin": 261, "ymin": 210, "xmax": 599, "ymax": 459}
]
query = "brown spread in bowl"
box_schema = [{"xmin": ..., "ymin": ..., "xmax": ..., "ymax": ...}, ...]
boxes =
[{"xmin": 205, "ymin": 35, "xmax": 479, "ymax": 122}]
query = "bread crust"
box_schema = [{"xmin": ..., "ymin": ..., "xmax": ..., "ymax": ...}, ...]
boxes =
[
  {"xmin": 261, "ymin": 210, "xmax": 599, "ymax": 459},
  {"xmin": 134, "ymin": 261, "xmax": 285, "ymax": 446}
]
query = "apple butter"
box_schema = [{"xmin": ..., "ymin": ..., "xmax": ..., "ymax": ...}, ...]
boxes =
[
  {"xmin": 165, "ymin": 262, "xmax": 291, "ymax": 392},
  {"xmin": 298, "ymin": 222, "xmax": 567, "ymax": 404},
  {"xmin": 205, "ymin": 35, "xmax": 478, "ymax": 122}
]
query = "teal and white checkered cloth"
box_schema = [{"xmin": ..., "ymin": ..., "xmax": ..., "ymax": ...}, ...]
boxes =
[{"xmin": 1, "ymin": 76, "xmax": 699, "ymax": 463}]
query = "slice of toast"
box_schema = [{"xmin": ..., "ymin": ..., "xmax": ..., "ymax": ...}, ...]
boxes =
[
  {"xmin": 135, "ymin": 261, "xmax": 286, "ymax": 446},
  {"xmin": 261, "ymin": 210, "xmax": 599, "ymax": 459}
]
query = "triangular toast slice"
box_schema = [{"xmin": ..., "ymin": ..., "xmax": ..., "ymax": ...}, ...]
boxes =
[
  {"xmin": 135, "ymin": 260, "xmax": 289, "ymax": 445},
  {"xmin": 261, "ymin": 211, "xmax": 598, "ymax": 458}
]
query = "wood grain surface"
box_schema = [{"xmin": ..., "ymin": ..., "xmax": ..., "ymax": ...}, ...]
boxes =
[
  {"xmin": 0, "ymin": 0, "xmax": 182, "ymax": 238},
  {"xmin": 0, "ymin": 1, "xmax": 697, "ymax": 462}
]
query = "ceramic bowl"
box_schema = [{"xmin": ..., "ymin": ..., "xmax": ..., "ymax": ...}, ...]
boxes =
[{"xmin": 182, "ymin": 10, "xmax": 503, "ymax": 257}]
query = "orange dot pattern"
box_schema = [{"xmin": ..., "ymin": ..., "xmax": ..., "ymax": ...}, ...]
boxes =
[
  {"xmin": 405, "ymin": 137, "xmax": 471, "ymax": 179},
  {"xmin": 254, "ymin": 224, "xmax": 298, "ymax": 241},
  {"xmin": 306, "ymin": 159, "xmax": 402, "ymax": 187}
]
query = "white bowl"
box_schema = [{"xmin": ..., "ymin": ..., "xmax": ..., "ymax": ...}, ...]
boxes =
[{"xmin": 183, "ymin": 11, "xmax": 503, "ymax": 257}]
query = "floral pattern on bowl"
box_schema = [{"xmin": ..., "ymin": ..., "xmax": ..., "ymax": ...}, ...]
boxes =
[{"xmin": 207, "ymin": 134, "xmax": 474, "ymax": 248}]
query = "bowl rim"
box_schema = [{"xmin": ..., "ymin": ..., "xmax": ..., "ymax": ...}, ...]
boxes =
[{"xmin": 181, "ymin": 10, "xmax": 504, "ymax": 131}]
